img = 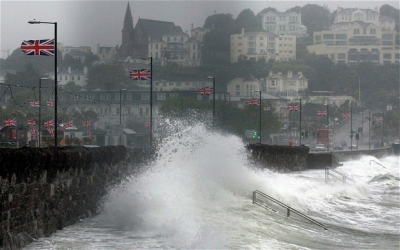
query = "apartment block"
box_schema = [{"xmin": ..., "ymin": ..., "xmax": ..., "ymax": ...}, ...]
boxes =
[
  {"xmin": 230, "ymin": 29, "xmax": 296, "ymax": 63},
  {"xmin": 261, "ymin": 10, "xmax": 308, "ymax": 37}
]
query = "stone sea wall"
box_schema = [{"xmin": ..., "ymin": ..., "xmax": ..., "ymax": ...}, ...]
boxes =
[
  {"xmin": 246, "ymin": 144, "xmax": 310, "ymax": 172},
  {"xmin": 0, "ymin": 146, "xmax": 135, "ymax": 250}
]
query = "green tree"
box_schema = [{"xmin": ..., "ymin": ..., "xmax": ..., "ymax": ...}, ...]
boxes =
[
  {"xmin": 86, "ymin": 63, "xmax": 128, "ymax": 90},
  {"xmin": 235, "ymin": 9, "xmax": 259, "ymax": 32},
  {"xmin": 301, "ymin": 4, "xmax": 330, "ymax": 36}
]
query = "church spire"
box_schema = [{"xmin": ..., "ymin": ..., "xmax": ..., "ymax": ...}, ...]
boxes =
[{"xmin": 122, "ymin": 2, "xmax": 134, "ymax": 32}]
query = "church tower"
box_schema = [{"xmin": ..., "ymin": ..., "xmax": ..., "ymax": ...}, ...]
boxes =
[{"xmin": 118, "ymin": 2, "xmax": 134, "ymax": 59}]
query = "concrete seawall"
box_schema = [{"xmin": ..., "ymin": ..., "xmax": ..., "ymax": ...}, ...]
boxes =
[
  {"xmin": 0, "ymin": 146, "xmax": 135, "ymax": 249},
  {"xmin": 246, "ymin": 144, "xmax": 395, "ymax": 171}
]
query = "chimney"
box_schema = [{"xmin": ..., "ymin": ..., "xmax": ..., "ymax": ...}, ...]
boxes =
[
  {"xmin": 278, "ymin": 72, "xmax": 282, "ymax": 75},
  {"xmin": 287, "ymin": 71, "xmax": 292, "ymax": 78},
  {"xmin": 68, "ymin": 67, "xmax": 71, "ymax": 74},
  {"xmin": 84, "ymin": 66, "xmax": 88, "ymax": 74},
  {"xmin": 269, "ymin": 71, "xmax": 273, "ymax": 76},
  {"xmin": 242, "ymin": 28, "xmax": 245, "ymax": 35},
  {"xmin": 298, "ymin": 71, "xmax": 302, "ymax": 76}
]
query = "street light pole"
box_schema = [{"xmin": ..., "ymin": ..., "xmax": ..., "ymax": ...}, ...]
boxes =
[
  {"xmin": 28, "ymin": 20, "xmax": 58, "ymax": 146},
  {"xmin": 350, "ymin": 108, "xmax": 353, "ymax": 151},
  {"xmin": 326, "ymin": 104, "xmax": 329, "ymax": 151},
  {"xmin": 367, "ymin": 109, "xmax": 371, "ymax": 149},
  {"xmin": 299, "ymin": 99, "xmax": 302, "ymax": 145},
  {"xmin": 119, "ymin": 89, "xmax": 126, "ymax": 145},
  {"xmin": 207, "ymin": 76, "xmax": 215, "ymax": 125},
  {"xmin": 149, "ymin": 57, "xmax": 153, "ymax": 149}
]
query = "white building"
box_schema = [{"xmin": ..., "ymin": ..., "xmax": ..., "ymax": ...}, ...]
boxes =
[
  {"xmin": 230, "ymin": 29, "xmax": 296, "ymax": 63},
  {"xmin": 261, "ymin": 10, "xmax": 308, "ymax": 37}
]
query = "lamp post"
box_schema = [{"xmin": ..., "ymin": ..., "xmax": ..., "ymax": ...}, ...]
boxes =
[
  {"xmin": 299, "ymin": 99, "xmax": 302, "ymax": 145},
  {"xmin": 207, "ymin": 76, "xmax": 215, "ymax": 125},
  {"xmin": 119, "ymin": 89, "xmax": 126, "ymax": 145},
  {"xmin": 367, "ymin": 109, "xmax": 371, "ymax": 149},
  {"xmin": 326, "ymin": 104, "xmax": 329, "ymax": 151},
  {"xmin": 350, "ymin": 108, "xmax": 353, "ymax": 151},
  {"xmin": 255, "ymin": 90, "xmax": 262, "ymax": 143},
  {"xmin": 39, "ymin": 77, "xmax": 47, "ymax": 147},
  {"xmin": 29, "ymin": 19, "xmax": 58, "ymax": 146}
]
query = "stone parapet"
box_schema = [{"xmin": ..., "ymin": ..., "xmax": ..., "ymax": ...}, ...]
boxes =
[{"xmin": 0, "ymin": 146, "xmax": 130, "ymax": 249}]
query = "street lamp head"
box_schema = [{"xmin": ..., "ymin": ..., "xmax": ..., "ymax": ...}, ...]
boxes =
[
  {"xmin": 28, "ymin": 19, "xmax": 41, "ymax": 24},
  {"xmin": 207, "ymin": 76, "xmax": 214, "ymax": 80}
]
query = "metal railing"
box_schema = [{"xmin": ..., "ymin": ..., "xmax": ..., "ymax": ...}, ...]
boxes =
[
  {"xmin": 369, "ymin": 159, "xmax": 386, "ymax": 169},
  {"xmin": 325, "ymin": 167, "xmax": 355, "ymax": 184},
  {"xmin": 252, "ymin": 190, "xmax": 328, "ymax": 230}
]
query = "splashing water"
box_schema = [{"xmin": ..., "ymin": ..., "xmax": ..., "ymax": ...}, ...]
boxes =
[{"xmin": 25, "ymin": 117, "xmax": 400, "ymax": 249}]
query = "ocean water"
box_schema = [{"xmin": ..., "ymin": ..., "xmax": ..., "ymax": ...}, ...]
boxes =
[{"xmin": 24, "ymin": 121, "xmax": 400, "ymax": 249}]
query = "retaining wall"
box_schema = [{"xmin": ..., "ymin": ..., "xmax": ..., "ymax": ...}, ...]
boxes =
[{"xmin": 0, "ymin": 146, "xmax": 133, "ymax": 249}]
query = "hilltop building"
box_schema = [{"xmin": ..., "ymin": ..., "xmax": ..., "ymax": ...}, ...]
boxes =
[
  {"xmin": 118, "ymin": 2, "xmax": 201, "ymax": 66},
  {"xmin": 307, "ymin": 6, "xmax": 399, "ymax": 65},
  {"xmin": 261, "ymin": 10, "xmax": 308, "ymax": 37},
  {"xmin": 230, "ymin": 28, "xmax": 296, "ymax": 63}
]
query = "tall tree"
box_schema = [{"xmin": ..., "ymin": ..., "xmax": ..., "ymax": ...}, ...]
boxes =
[
  {"xmin": 301, "ymin": 4, "xmax": 330, "ymax": 36},
  {"xmin": 235, "ymin": 9, "xmax": 260, "ymax": 32}
]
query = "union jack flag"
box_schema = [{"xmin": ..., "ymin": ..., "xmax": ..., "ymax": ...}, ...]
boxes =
[
  {"xmin": 12, "ymin": 129, "xmax": 17, "ymax": 140},
  {"xmin": 63, "ymin": 120, "xmax": 74, "ymax": 128},
  {"xmin": 144, "ymin": 121, "xmax": 151, "ymax": 128},
  {"xmin": 47, "ymin": 127, "xmax": 54, "ymax": 137},
  {"xmin": 47, "ymin": 100, "xmax": 54, "ymax": 107},
  {"xmin": 288, "ymin": 105, "xmax": 300, "ymax": 111},
  {"xmin": 27, "ymin": 119, "xmax": 36, "ymax": 126},
  {"xmin": 30, "ymin": 101, "xmax": 40, "ymax": 107},
  {"xmin": 246, "ymin": 98, "xmax": 260, "ymax": 106},
  {"xmin": 263, "ymin": 106, "xmax": 271, "ymax": 111},
  {"xmin": 342, "ymin": 113, "xmax": 351, "ymax": 118},
  {"xmin": 317, "ymin": 110, "xmax": 327, "ymax": 116},
  {"xmin": 20, "ymin": 39, "xmax": 55, "ymax": 56},
  {"xmin": 30, "ymin": 128, "xmax": 37, "ymax": 139},
  {"xmin": 375, "ymin": 116, "xmax": 383, "ymax": 121},
  {"xmin": 44, "ymin": 120, "xmax": 54, "ymax": 127},
  {"xmin": 4, "ymin": 118, "xmax": 16, "ymax": 127},
  {"xmin": 130, "ymin": 69, "xmax": 151, "ymax": 80},
  {"xmin": 196, "ymin": 87, "xmax": 213, "ymax": 96},
  {"xmin": 82, "ymin": 120, "xmax": 91, "ymax": 127}
]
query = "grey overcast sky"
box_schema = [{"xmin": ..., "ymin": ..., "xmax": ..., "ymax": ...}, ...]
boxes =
[{"xmin": 0, "ymin": 0, "xmax": 398, "ymax": 58}]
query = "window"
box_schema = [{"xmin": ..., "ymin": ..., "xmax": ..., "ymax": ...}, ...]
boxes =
[
  {"xmin": 127, "ymin": 93, "xmax": 132, "ymax": 100},
  {"xmin": 338, "ymin": 53, "xmax": 346, "ymax": 59},
  {"xmin": 370, "ymin": 28, "xmax": 376, "ymax": 34},
  {"xmin": 335, "ymin": 34, "xmax": 347, "ymax": 39},
  {"xmin": 235, "ymin": 85, "xmax": 240, "ymax": 90},
  {"xmin": 382, "ymin": 34, "xmax": 393, "ymax": 40},
  {"xmin": 323, "ymin": 34, "xmax": 334, "ymax": 39},
  {"xmin": 141, "ymin": 93, "xmax": 150, "ymax": 100},
  {"xmin": 354, "ymin": 28, "xmax": 360, "ymax": 34},
  {"xmin": 383, "ymin": 54, "xmax": 391, "ymax": 59},
  {"xmin": 100, "ymin": 94, "xmax": 105, "ymax": 100},
  {"xmin": 157, "ymin": 93, "xmax": 166, "ymax": 100}
]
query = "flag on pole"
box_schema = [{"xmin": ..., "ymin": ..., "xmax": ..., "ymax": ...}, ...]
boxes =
[
  {"xmin": 20, "ymin": 39, "xmax": 55, "ymax": 56},
  {"xmin": 246, "ymin": 98, "xmax": 260, "ymax": 106},
  {"xmin": 317, "ymin": 110, "xmax": 327, "ymax": 116},
  {"xmin": 196, "ymin": 87, "xmax": 213, "ymax": 95},
  {"xmin": 288, "ymin": 105, "xmax": 300, "ymax": 111},
  {"xmin": 342, "ymin": 113, "xmax": 350, "ymax": 118},
  {"xmin": 82, "ymin": 120, "xmax": 91, "ymax": 127},
  {"xmin": 44, "ymin": 120, "xmax": 54, "ymax": 127},
  {"xmin": 63, "ymin": 120, "xmax": 74, "ymax": 128},
  {"xmin": 144, "ymin": 121, "xmax": 151, "ymax": 127},
  {"xmin": 30, "ymin": 101, "xmax": 40, "ymax": 107},
  {"xmin": 130, "ymin": 69, "xmax": 151, "ymax": 80},
  {"xmin": 30, "ymin": 128, "xmax": 37, "ymax": 139},
  {"xmin": 27, "ymin": 119, "xmax": 36, "ymax": 126},
  {"xmin": 263, "ymin": 106, "xmax": 271, "ymax": 111},
  {"xmin": 46, "ymin": 100, "xmax": 54, "ymax": 107},
  {"xmin": 375, "ymin": 117, "xmax": 383, "ymax": 121},
  {"xmin": 4, "ymin": 118, "xmax": 16, "ymax": 127}
]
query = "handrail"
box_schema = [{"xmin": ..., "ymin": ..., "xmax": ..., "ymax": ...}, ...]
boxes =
[
  {"xmin": 253, "ymin": 190, "xmax": 328, "ymax": 230},
  {"xmin": 326, "ymin": 168, "xmax": 355, "ymax": 183},
  {"xmin": 369, "ymin": 159, "xmax": 386, "ymax": 169}
]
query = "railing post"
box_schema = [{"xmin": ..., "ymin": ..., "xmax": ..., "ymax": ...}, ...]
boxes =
[
  {"xmin": 287, "ymin": 207, "xmax": 291, "ymax": 217},
  {"xmin": 253, "ymin": 191, "xmax": 256, "ymax": 204}
]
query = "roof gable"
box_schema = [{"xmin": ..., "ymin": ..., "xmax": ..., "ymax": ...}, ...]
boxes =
[{"xmin": 136, "ymin": 18, "xmax": 187, "ymax": 38}]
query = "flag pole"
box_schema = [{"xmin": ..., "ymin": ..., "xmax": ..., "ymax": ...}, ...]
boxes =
[
  {"xmin": 259, "ymin": 90, "xmax": 261, "ymax": 144},
  {"xmin": 299, "ymin": 99, "xmax": 302, "ymax": 146},
  {"xmin": 150, "ymin": 57, "xmax": 153, "ymax": 149}
]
